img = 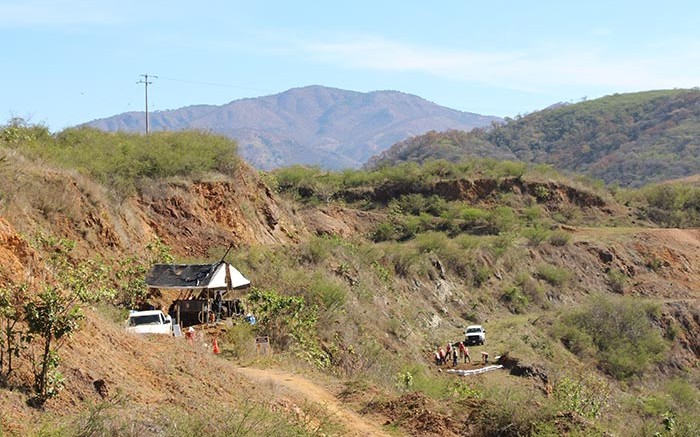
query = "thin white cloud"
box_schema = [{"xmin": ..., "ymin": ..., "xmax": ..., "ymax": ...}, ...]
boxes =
[
  {"xmin": 299, "ymin": 35, "xmax": 700, "ymax": 94},
  {"xmin": 0, "ymin": 0, "xmax": 124, "ymax": 28}
]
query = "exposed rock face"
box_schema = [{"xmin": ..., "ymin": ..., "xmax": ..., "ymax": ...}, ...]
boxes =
[
  {"xmin": 0, "ymin": 217, "xmax": 42, "ymax": 285},
  {"xmin": 2, "ymin": 161, "xmax": 306, "ymax": 260}
]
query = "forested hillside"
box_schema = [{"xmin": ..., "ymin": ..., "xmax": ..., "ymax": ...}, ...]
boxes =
[{"xmin": 368, "ymin": 89, "xmax": 700, "ymax": 187}]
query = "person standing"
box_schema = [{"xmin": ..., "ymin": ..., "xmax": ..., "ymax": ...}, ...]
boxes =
[
  {"xmin": 452, "ymin": 346, "xmax": 458, "ymax": 367},
  {"xmin": 458, "ymin": 341, "xmax": 465, "ymax": 360},
  {"xmin": 214, "ymin": 290, "xmax": 223, "ymax": 321},
  {"xmin": 464, "ymin": 344, "xmax": 471, "ymax": 363}
]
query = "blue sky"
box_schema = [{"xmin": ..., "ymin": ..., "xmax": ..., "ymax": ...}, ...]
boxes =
[{"xmin": 2, "ymin": 0, "xmax": 699, "ymax": 131}]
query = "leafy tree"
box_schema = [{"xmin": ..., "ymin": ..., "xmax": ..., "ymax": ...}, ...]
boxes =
[
  {"xmin": 24, "ymin": 287, "xmax": 84, "ymax": 404},
  {"xmin": 0, "ymin": 284, "xmax": 29, "ymax": 384},
  {"xmin": 247, "ymin": 288, "xmax": 328, "ymax": 368},
  {"xmin": 553, "ymin": 375, "xmax": 610, "ymax": 419},
  {"xmin": 31, "ymin": 233, "xmax": 116, "ymax": 304}
]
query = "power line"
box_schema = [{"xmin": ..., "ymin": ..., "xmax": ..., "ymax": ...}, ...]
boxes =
[{"xmin": 136, "ymin": 74, "xmax": 158, "ymax": 134}]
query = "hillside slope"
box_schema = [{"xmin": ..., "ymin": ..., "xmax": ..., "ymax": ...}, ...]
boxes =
[
  {"xmin": 86, "ymin": 85, "xmax": 500, "ymax": 170},
  {"xmin": 0, "ymin": 155, "xmax": 301, "ymax": 259},
  {"xmin": 0, "ymin": 132, "xmax": 699, "ymax": 435},
  {"xmin": 0, "ymin": 219, "xmax": 386, "ymax": 436},
  {"xmin": 368, "ymin": 89, "xmax": 700, "ymax": 187}
]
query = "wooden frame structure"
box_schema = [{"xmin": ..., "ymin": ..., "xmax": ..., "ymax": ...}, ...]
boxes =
[{"xmin": 145, "ymin": 261, "xmax": 251, "ymax": 328}]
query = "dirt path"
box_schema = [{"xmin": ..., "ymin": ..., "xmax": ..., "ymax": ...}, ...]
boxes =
[{"xmin": 234, "ymin": 366, "xmax": 392, "ymax": 437}]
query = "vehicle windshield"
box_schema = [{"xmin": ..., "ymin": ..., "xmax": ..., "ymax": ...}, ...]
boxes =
[
  {"xmin": 467, "ymin": 327, "xmax": 482, "ymax": 333},
  {"xmin": 129, "ymin": 314, "xmax": 162, "ymax": 326}
]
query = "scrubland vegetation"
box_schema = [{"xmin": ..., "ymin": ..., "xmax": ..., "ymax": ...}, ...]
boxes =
[
  {"xmin": 1, "ymin": 118, "xmax": 240, "ymax": 197},
  {"xmin": 0, "ymin": 120, "xmax": 699, "ymax": 436},
  {"xmin": 370, "ymin": 88, "xmax": 700, "ymax": 188}
]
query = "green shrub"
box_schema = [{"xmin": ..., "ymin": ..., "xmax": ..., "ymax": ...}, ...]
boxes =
[
  {"xmin": 370, "ymin": 221, "xmax": 397, "ymax": 242},
  {"xmin": 490, "ymin": 233, "xmax": 516, "ymax": 258},
  {"xmin": 536, "ymin": 263, "xmax": 571, "ymax": 286},
  {"xmin": 454, "ymin": 234, "xmax": 484, "ymax": 250},
  {"xmin": 633, "ymin": 183, "xmax": 700, "ymax": 227},
  {"xmin": 308, "ymin": 274, "xmax": 347, "ymax": 311},
  {"xmin": 502, "ymin": 284, "xmax": 529, "ymax": 313},
  {"xmin": 395, "ymin": 215, "xmax": 423, "ymax": 239},
  {"xmin": 548, "ymin": 230, "xmax": 571, "ymax": 246},
  {"xmin": 300, "ymin": 236, "xmax": 332, "ymax": 264},
  {"xmin": 607, "ymin": 268, "xmax": 627, "ymax": 293},
  {"xmin": 523, "ymin": 205, "xmax": 543, "ymax": 224},
  {"xmin": 498, "ymin": 160, "xmax": 527, "ymax": 178},
  {"xmin": 272, "ymin": 165, "xmax": 324, "ymax": 198},
  {"xmin": 556, "ymin": 324, "xmax": 596, "ymax": 358},
  {"xmin": 0, "ymin": 118, "xmax": 52, "ymax": 149},
  {"xmin": 246, "ymin": 288, "xmax": 320, "ymax": 352},
  {"xmin": 471, "ymin": 264, "xmax": 492, "ymax": 287},
  {"xmin": 386, "ymin": 248, "xmax": 420, "ymax": 277},
  {"xmin": 2, "ymin": 123, "xmax": 241, "ymax": 196},
  {"xmin": 414, "ymin": 232, "xmax": 473, "ymax": 276},
  {"xmin": 459, "ymin": 206, "xmax": 491, "ymax": 233},
  {"xmin": 394, "ymin": 371, "xmax": 414, "ymax": 391},
  {"xmin": 666, "ymin": 378, "xmax": 700, "ymax": 410},
  {"xmin": 414, "ymin": 231, "xmax": 450, "ymax": 254},
  {"xmin": 553, "ymin": 374, "xmax": 610, "ymax": 419},
  {"xmin": 221, "ymin": 323, "xmax": 256, "ymax": 360},
  {"xmin": 397, "ymin": 194, "xmax": 447, "ymax": 216},
  {"xmin": 515, "ymin": 272, "xmax": 546, "ymax": 307},
  {"xmin": 487, "ymin": 206, "xmax": 517, "ymax": 233},
  {"xmin": 476, "ymin": 384, "xmax": 558, "ymax": 437},
  {"xmin": 533, "ymin": 184, "xmax": 552, "ymax": 202},
  {"xmin": 523, "ymin": 227, "xmax": 551, "ymax": 246},
  {"xmin": 559, "ymin": 295, "xmax": 667, "ymax": 380},
  {"xmin": 445, "ymin": 378, "xmax": 483, "ymax": 400},
  {"xmin": 645, "ymin": 257, "xmax": 663, "ymax": 272}
]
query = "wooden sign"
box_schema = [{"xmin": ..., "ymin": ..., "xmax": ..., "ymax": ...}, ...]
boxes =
[{"xmin": 255, "ymin": 336, "xmax": 271, "ymax": 356}]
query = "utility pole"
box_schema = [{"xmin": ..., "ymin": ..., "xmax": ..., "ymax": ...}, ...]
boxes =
[{"xmin": 136, "ymin": 74, "xmax": 157, "ymax": 134}]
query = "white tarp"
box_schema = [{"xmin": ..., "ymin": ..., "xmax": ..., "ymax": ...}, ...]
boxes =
[{"xmin": 210, "ymin": 263, "xmax": 251, "ymax": 289}]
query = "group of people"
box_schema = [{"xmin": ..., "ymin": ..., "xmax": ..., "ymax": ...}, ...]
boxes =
[{"xmin": 434, "ymin": 341, "xmax": 472, "ymax": 367}]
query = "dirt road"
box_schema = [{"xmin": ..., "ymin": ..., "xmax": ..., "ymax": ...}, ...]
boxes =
[{"xmin": 234, "ymin": 366, "xmax": 392, "ymax": 437}]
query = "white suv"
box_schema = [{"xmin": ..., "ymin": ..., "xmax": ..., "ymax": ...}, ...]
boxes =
[
  {"xmin": 464, "ymin": 325, "xmax": 486, "ymax": 345},
  {"xmin": 126, "ymin": 310, "xmax": 173, "ymax": 335}
]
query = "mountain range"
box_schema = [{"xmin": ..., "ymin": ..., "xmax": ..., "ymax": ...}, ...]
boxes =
[{"xmin": 86, "ymin": 85, "xmax": 500, "ymax": 170}]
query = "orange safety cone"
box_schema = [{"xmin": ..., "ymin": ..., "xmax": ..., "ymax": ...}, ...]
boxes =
[{"xmin": 212, "ymin": 337, "xmax": 220, "ymax": 355}]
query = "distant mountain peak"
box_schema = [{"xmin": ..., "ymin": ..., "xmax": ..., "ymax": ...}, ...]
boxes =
[{"xmin": 86, "ymin": 85, "xmax": 501, "ymax": 170}]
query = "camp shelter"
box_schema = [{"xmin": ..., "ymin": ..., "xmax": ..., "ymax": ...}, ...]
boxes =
[{"xmin": 146, "ymin": 262, "xmax": 250, "ymax": 327}]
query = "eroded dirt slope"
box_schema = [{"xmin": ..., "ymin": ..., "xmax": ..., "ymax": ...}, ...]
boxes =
[{"xmin": 1, "ymin": 161, "xmax": 305, "ymax": 259}]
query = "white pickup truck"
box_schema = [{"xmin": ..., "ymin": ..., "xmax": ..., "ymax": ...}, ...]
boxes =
[
  {"xmin": 464, "ymin": 325, "xmax": 486, "ymax": 345},
  {"xmin": 125, "ymin": 310, "xmax": 173, "ymax": 335}
]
